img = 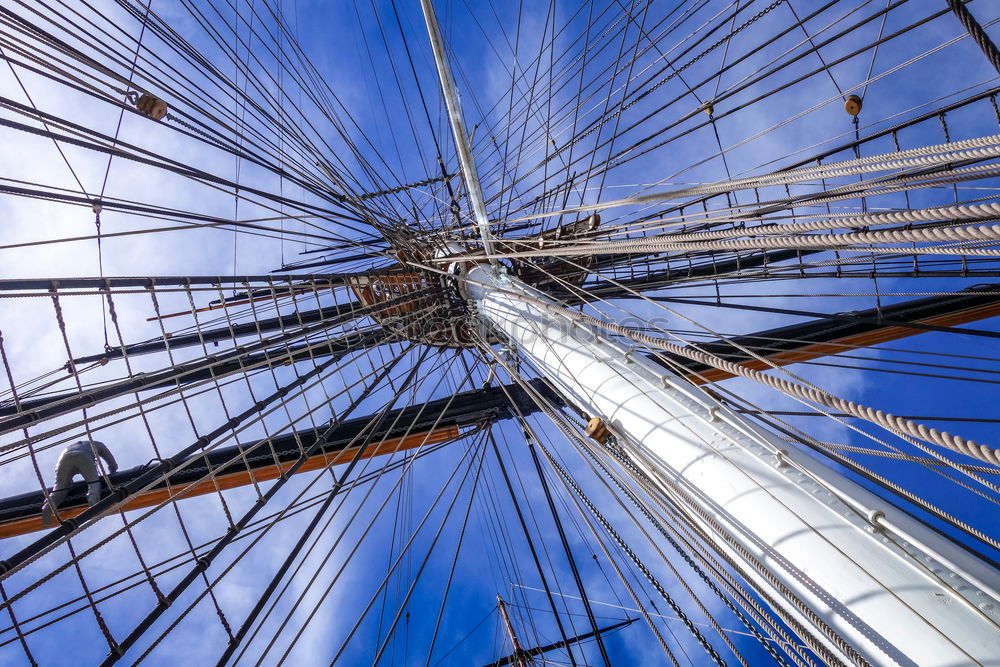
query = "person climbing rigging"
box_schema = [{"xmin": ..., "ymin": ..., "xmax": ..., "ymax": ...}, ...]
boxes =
[{"xmin": 40, "ymin": 440, "xmax": 118, "ymax": 526}]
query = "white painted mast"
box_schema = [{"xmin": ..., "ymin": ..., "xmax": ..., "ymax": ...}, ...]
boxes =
[
  {"xmin": 419, "ymin": 0, "xmax": 496, "ymax": 261},
  {"xmin": 422, "ymin": 3, "xmax": 1000, "ymax": 662},
  {"xmin": 461, "ymin": 266, "xmax": 1000, "ymax": 665}
]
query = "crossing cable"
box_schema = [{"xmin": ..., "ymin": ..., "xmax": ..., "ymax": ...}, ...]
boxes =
[
  {"xmin": 606, "ymin": 0, "xmax": 925, "ymax": 174},
  {"xmin": 0, "ymin": 72, "xmax": 362, "ymax": 225},
  {"xmin": 486, "ymin": 0, "xmax": 802, "ymax": 218},
  {"xmin": 368, "ymin": 436, "xmax": 490, "ymax": 666},
  {"xmin": 100, "ymin": 290, "xmax": 177, "ymax": 602},
  {"xmin": 139, "ymin": 348, "xmax": 467, "ymax": 663},
  {"xmin": 480, "ymin": 0, "xmax": 760, "ymax": 210},
  {"xmin": 0, "ymin": 173, "xmax": 343, "ymax": 245},
  {"xmin": 129, "ymin": 348, "xmax": 470, "ymax": 662},
  {"xmin": 478, "ymin": 348, "xmax": 684, "ymax": 665},
  {"xmin": 0, "ymin": 46, "xmax": 88, "ymax": 196},
  {"xmin": 137, "ymin": 0, "xmax": 373, "ymax": 197},
  {"xmin": 528, "ymin": 428, "xmax": 727, "ymax": 666},
  {"xmin": 0, "ymin": 110, "xmax": 371, "ymax": 232},
  {"xmin": 580, "ymin": 0, "xmax": 653, "ymax": 216},
  {"xmin": 0, "ymin": 341, "xmax": 395, "ymax": 613},
  {"xmin": 485, "ymin": 431, "xmax": 581, "ymax": 667},
  {"xmin": 421, "ymin": 430, "xmax": 497, "ymax": 666},
  {"xmin": 211, "ymin": 343, "xmax": 432, "ymax": 665},
  {"xmin": 47, "ymin": 288, "xmax": 146, "ymax": 653},
  {"xmin": 149, "ymin": 280, "xmax": 247, "ymax": 610},
  {"xmin": 0, "ymin": 337, "xmax": 49, "ymax": 667},
  {"xmin": 1, "ymin": 2, "xmax": 332, "ymax": 196},
  {"xmin": 97, "ymin": 342, "xmax": 413, "ymax": 665},
  {"xmin": 0, "ymin": 291, "xmax": 402, "ymax": 438},
  {"xmin": 0, "ymin": 352, "xmax": 464, "ymax": 636},
  {"xmin": 235, "ymin": 355, "xmax": 484, "ymax": 664},
  {"xmin": 319, "ymin": 434, "xmax": 484, "ymax": 665},
  {"xmin": 521, "ymin": 421, "xmax": 613, "ymax": 667},
  {"xmin": 484, "ymin": 417, "xmax": 582, "ymax": 648}
]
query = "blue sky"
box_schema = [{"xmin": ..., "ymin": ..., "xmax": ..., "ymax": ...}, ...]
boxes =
[{"xmin": 0, "ymin": 0, "xmax": 999, "ymax": 664}]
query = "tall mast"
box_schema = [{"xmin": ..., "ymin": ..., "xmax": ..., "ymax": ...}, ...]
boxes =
[
  {"xmin": 419, "ymin": 0, "xmax": 496, "ymax": 260},
  {"xmin": 463, "ymin": 264, "xmax": 1000, "ymax": 666}
]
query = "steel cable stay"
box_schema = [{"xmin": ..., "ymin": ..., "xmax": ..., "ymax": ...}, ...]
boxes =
[
  {"xmin": 229, "ymin": 356, "xmax": 490, "ymax": 664},
  {"xmin": 481, "ymin": 409, "xmax": 590, "ymax": 653},
  {"xmin": 473, "ymin": 312, "xmax": 828, "ymax": 665},
  {"xmin": 212, "ymin": 348, "xmax": 474, "ymax": 664},
  {"xmin": 130, "ymin": 348, "xmax": 474, "ymax": 664}
]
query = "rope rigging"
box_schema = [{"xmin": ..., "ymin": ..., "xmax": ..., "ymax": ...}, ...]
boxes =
[{"xmin": 0, "ymin": 1, "xmax": 998, "ymax": 664}]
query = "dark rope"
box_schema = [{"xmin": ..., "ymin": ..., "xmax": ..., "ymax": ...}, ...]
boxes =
[{"xmin": 947, "ymin": 0, "xmax": 1000, "ymax": 74}]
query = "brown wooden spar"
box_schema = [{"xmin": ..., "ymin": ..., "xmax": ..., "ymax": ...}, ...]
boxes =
[
  {"xmin": 0, "ymin": 426, "xmax": 459, "ymax": 540},
  {"xmin": 0, "ymin": 380, "xmax": 560, "ymax": 540}
]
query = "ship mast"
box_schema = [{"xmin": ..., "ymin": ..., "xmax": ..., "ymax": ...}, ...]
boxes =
[
  {"xmin": 496, "ymin": 596, "xmax": 529, "ymax": 667},
  {"xmin": 460, "ymin": 261, "xmax": 999, "ymax": 665},
  {"xmin": 417, "ymin": 3, "xmax": 1000, "ymax": 662}
]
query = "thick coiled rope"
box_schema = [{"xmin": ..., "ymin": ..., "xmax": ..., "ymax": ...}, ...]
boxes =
[
  {"xmin": 661, "ymin": 202, "xmax": 1000, "ymax": 242},
  {"xmin": 505, "ymin": 134, "xmax": 1000, "ymax": 224},
  {"xmin": 947, "ymin": 0, "xmax": 1000, "ymax": 74},
  {"xmin": 575, "ymin": 223, "xmax": 1000, "ymax": 258}
]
